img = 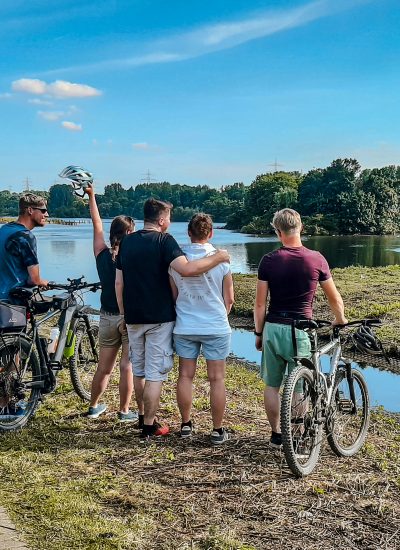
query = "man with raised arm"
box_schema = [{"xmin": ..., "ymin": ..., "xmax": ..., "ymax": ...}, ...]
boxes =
[
  {"xmin": 0, "ymin": 193, "xmax": 48, "ymax": 300},
  {"xmin": 253, "ymin": 208, "xmax": 347, "ymax": 448},
  {"xmin": 115, "ymin": 198, "xmax": 230, "ymax": 441}
]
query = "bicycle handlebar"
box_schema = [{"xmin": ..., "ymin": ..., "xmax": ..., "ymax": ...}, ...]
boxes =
[
  {"xmin": 297, "ymin": 318, "xmax": 382, "ymax": 331},
  {"xmin": 47, "ymin": 279, "xmax": 101, "ymax": 292}
]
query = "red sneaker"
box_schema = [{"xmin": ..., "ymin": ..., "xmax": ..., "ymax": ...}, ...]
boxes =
[
  {"xmin": 140, "ymin": 422, "xmax": 170, "ymax": 441},
  {"xmin": 154, "ymin": 423, "xmax": 170, "ymax": 436}
]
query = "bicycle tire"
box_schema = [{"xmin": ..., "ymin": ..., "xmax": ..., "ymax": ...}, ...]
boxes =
[
  {"xmin": 327, "ymin": 368, "xmax": 369, "ymax": 457},
  {"xmin": 281, "ymin": 365, "xmax": 323, "ymax": 477},
  {"xmin": 0, "ymin": 333, "xmax": 41, "ymax": 432},
  {"xmin": 69, "ymin": 321, "xmax": 99, "ymax": 401}
]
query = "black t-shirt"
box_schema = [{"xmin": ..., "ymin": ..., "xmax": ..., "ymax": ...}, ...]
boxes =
[
  {"xmin": 116, "ymin": 230, "xmax": 184, "ymax": 324},
  {"xmin": 96, "ymin": 248, "xmax": 119, "ymax": 314}
]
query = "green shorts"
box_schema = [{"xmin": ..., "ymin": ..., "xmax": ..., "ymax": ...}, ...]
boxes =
[{"xmin": 260, "ymin": 322, "xmax": 311, "ymax": 387}]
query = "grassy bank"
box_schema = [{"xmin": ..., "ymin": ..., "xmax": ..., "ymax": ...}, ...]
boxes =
[{"xmin": 0, "ymin": 361, "xmax": 399, "ymax": 550}]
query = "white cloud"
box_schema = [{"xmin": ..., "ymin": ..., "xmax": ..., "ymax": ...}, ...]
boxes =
[
  {"xmin": 12, "ymin": 78, "xmax": 101, "ymax": 98},
  {"xmin": 45, "ymin": 0, "xmax": 369, "ymax": 74},
  {"xmin": 62, "ymin": 120, "xmax": 82, "ymax": 131},
  {"xmin": 0, "ymin": 92, "xmax": 12, "ymax": 99},
  {"xmin": 38, "ymin": 110, "xmax": 64, "ymax": 121},
  {"xmin": 12, "ymin": 78, "xmax": 46, "ymax": 94},
  {"xmin": 28, "ymin": 98, "xmax": 53, "ymax": 105},
  {"xmin": 132, "ymin": 142, "xmax": 150, "ymax": 150}
]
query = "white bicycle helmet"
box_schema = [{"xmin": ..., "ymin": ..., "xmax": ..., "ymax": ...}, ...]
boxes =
[{"xmin": 59, "ymin": 166, "xmax": 93, "ymax": 196}]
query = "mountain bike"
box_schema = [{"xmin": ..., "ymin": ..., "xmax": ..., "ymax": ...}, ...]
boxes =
[
  {"xmin": 0, "ymin": 277, "xmax": 100, "ymax": 432},
  {"xmin": 280, "ymin": 319, "xmax": 378, "ymax": 477}
]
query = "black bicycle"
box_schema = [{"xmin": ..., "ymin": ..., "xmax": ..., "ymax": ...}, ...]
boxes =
[
  {"xmin": 0, "ymin": 277, "xmax": 100, "ymax": 432},
  {"xmin": 280, "ymin": 319, "xmax": 379, "ymax": 477}
]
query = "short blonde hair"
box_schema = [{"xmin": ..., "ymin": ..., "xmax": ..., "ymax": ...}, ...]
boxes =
[{"xmin": 271, "ymin": 208, "xmax": 302, "ymax": 234}]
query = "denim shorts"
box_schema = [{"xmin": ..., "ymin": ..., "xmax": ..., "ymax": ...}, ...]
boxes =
[{"xmin": 174, "ymin": 333, "xmax": 231, "ymax": 361}]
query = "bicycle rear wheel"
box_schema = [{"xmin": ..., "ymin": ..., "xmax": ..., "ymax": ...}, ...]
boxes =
[
  {"xmin": 281, "ymin": 365, "xmax": 323, "ymax": 477},
  {"xmin": 69, "ymin": 321, "xmax": 99, "ymax": 401},
  {"xmin": 327, "ymin": 368, "xmax": 369, "ymax": 457},
  {"xmin": 0, "ymin": 334, "xmax": 41, "ymax": 432}
]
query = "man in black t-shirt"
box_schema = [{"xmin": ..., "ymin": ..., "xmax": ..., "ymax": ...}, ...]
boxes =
[{"xmin": 116, "ymin": 198, "xmax": 230, "ymax": 440}]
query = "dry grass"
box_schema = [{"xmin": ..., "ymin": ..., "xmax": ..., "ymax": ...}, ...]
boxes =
[{"xmin": 0, "ymin": 359, "xmax": 399, "ymax": 550}]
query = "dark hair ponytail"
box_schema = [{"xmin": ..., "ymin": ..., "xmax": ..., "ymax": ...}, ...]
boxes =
[{"xmin": 110, "ymin": 215, "xmax": 135, "ymax": 250}]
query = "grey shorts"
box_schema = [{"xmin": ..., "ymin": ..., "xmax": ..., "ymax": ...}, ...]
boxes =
[
  {"xmin": 99, "ymin": 311, "xmax": 129, "ymax": 348},
  {"xmin": 126, "ymin": 321, "xmax": 174, "ymax": 382}
]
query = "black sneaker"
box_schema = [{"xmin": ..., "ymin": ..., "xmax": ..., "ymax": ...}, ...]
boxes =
[
  {"xmin": 180, "ymin": 421, "xmax": 193, "ymax": 438},
  {"xmin": 210, "ymin": 427, "xmax": 229, "ymax": 445},
  {"xmin": 270, "ymin": 431, "xmax": 282, "ymax": 449}
]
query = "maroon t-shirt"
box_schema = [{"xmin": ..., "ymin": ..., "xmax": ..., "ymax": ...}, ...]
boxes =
[{"xmin": 257, "ymin": 246, "xmax": 331, "ymax": 322}]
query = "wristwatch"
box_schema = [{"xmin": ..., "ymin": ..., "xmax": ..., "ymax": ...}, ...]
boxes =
[{"xmin": 254, "ymin": 331, "xmax": 263, "ymax": 337}]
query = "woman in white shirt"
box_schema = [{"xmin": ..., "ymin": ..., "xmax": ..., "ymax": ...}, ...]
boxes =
[{"xmin": 169, "ymin": 213, "xmax": 234, "ymax": 445}]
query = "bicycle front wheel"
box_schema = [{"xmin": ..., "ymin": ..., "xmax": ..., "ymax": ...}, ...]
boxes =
[
  {"xmin": 281, "ymin": 366, "xmax": 323, "ymax": 477},
  {"xmin": 0, "ymin": 334, "xmax": 41, "ymax": 432},
  {"xmin": 69, "ymin": 321, "xmax": 99, "ymax": 401},
  {"xmin": 327, "ymin": 368, "xmax": 369, "ymax": 457}
]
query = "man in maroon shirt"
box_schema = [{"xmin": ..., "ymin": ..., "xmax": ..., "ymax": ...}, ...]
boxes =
[{"xmin": 253, "ymin": 208, "xmax": 347, "ymax": 448}]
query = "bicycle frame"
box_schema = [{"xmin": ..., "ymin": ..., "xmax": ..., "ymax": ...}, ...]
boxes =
[{"xmin": 302, "ymin": 329, "xmax": 357, "ymax": 416}]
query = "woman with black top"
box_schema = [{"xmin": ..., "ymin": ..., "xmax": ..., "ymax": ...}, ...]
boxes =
[{"xmin": 84, "ymin": 183, "xmax": 138, "ymax": 421}]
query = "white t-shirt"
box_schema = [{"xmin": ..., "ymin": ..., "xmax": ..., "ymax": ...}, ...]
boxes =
[{"xmin": 169, "ymin": 242, "xmax": 231, "ymax": 335}]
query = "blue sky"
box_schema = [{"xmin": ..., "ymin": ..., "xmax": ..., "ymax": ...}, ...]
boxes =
[{"xmin": 0, "ymin": 0, "xmax": 399, "ymax": 191}]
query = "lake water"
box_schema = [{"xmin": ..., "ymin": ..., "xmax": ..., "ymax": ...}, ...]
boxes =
[
  {"xmin": 3, "ymin": 220, "xmax": 399, "ymax": 411},
  {"xmin": 32, "ymin": 222, "xmax": 400, "ymax": 288},
  {"xmin": 231, "ymin": 329, "xmax": 399, "ymax": 413}
]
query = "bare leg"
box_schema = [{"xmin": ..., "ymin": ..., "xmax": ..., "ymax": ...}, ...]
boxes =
[
  {"xmin": 143, "ymin": 380, "xmax": 163, "ymax": 425},
  {"xmin": 90, "ymin": 346, "xmax": 119, "ymax": 407},
  {"xmin": 264, "ymin": 385, "xmax": 281, "ymax": 433},
  {"xmin": 207, "ymin": 359, "xmax": 226, "ymax": 429},
  {"xmin": 134, "ymin": 376, "xmax": 145, "ymax": 415},
  {"xmin": 118, "ymin": 340, "xmax": 133, "ymax": 413},
  {"xmin": 176, "ymin": 358, "xmax": 197, "ymax": 423}
]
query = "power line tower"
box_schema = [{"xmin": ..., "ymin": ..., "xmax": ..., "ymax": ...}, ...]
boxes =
[
  {"xmin": 141, "ymin": 169, "xmax": 157, "ymax": 185},
  {"xmin": 24, "ymin": 177, "xmax": 31, "ymax": 191},
  {"xmin": 267, "ymin": 158, "xmax": 283, "ymax": 173}
]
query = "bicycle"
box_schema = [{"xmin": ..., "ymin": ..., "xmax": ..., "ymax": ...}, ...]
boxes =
[
  {"xmin": 0, "ymin": 276, "xmax": 101, "ymax": 432},
  {"xmin": 280, "ymin": 319, "xmax": 379, "ymax": 477}
]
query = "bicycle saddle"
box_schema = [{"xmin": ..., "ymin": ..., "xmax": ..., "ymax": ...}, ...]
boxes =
[{"xmin": 9, "ymin": 287, "xmax": 34, "ymax": 300}]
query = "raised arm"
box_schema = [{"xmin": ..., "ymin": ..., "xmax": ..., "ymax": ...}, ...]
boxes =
[
  {"xmin": 254, "ymin": 280, "xmax": 268, "ymax": 351},
  {"xmin": 85, "ymin": 183, "xmax": 107, "ymax": 257},
  {"xmin": 170, "ymin": 249, "xmax": 230, "ymax": 277},
  {"xmin": 320, "ymin": 278, "xmax": 347, "ymax": 325},
  {"xmin": 222, "ymin": 273, "xmax": 234, "ymax": 314}
]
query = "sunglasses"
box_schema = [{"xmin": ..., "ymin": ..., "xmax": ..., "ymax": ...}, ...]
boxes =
[{"xmin": 32, "ymin": 207, "xmax": 48, "ymax": 214}]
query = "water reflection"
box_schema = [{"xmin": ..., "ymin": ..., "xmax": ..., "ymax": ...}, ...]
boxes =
[
  {"xmin": 230, "ymin": 329, "xmax": 400, "ymax": 412},
  {"xmin": 242, "ymin": 235, "xmax": 400, "ymax": 272}
]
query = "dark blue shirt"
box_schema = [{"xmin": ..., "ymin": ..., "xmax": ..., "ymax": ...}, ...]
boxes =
[{"xmin": 0, "ymin": 222, "xmax": 39, "ymax": 300}]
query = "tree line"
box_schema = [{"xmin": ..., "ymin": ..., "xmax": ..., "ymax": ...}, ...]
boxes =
[{"xmin": 1, "ymin": 158, "xmax": 400, "ymax": 235}]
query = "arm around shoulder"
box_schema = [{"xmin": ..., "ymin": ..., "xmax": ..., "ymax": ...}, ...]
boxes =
[{"xmin": 170, "ymin": 249, "xmax": 230, "ymax": 277}]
